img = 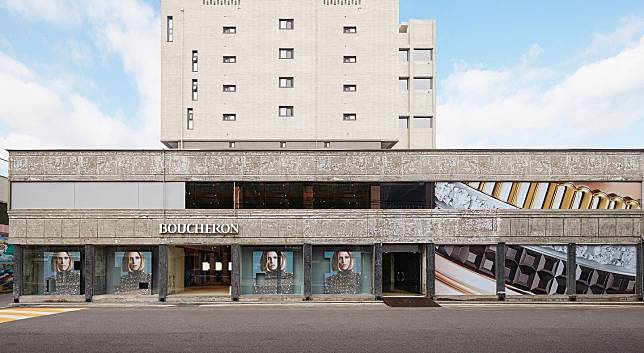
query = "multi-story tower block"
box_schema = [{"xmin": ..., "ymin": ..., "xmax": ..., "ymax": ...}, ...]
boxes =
[{"xmin": 161, "ymin": 0, "xmax": 435, "ymax": 149}]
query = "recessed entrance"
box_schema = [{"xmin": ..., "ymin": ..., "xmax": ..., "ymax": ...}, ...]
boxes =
[
  {"xmin": 168, "ymin": 245, "xmax": 231, "ymax": 297},
  {"xmin": 383, "ymin": 249, "xmax": 421, "ymax": 296}
]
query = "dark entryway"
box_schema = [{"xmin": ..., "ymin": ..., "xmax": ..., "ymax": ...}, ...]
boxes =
[{"xmin": 383, "ymin": 251, "xmax": 421, "ymax": 295}]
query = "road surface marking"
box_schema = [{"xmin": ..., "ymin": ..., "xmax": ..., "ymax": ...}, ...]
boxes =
[{"xmin": 0, "ymin": 307, "xmax": 83, "ymax": 324}]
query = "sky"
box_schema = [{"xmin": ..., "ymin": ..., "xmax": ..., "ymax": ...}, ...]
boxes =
[{"xmin": 0, "ymin": 0, "xmax": 643, "ymax": 175}]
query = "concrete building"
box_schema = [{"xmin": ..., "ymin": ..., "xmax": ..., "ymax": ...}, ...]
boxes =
[
  {"xmin": 6, "ymin": 149, "xmax": 644, "ymax": 303},
  {"xmin": 161, "ymin": 0, "xmax": 436, "ymax": 149}
]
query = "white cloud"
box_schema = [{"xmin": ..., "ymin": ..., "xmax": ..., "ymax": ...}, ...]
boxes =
[
  {"xmin": 0, "ymin": 0, "xmax": 161, "ymax": 156},
  {"xmin": 438, "ymin": 32, "xmax": 644, "ymax": 148},
  {"xmin": 2, "ymin": 0, "xmax": 82, "ymax": 26},
  {"xmin": 586, "ymin": 16, "xmax": 644, "ymax": 58}
]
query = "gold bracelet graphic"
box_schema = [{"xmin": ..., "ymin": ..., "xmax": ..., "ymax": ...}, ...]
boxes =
[{"xmin": 466, "ymin": 182, "xmax": 641, "ymax": 210}]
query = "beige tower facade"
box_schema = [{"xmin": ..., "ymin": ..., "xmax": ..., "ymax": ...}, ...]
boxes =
[{"xmin": 161, "ymin": 0, "xmax": 435, "ymax": 149}]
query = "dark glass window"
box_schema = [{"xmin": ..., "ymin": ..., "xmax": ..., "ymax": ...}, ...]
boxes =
[
  {"xmin": 380, "ymin": 183, "xmax": 434, "ymax": 209},
  {"xmin": 312, "ymin": 183, "xmax": 370, "ymax": 209},
  {"xmin": 0, "ymin": 202, "xmax": 7, "ymax": 225},
  {"xmin": 186, "ymin": 183, "xmax": 234, "ymax": 209},
  {"xmin": 241, "ymin": 183, "xmax": 304, "ymax": 209}
]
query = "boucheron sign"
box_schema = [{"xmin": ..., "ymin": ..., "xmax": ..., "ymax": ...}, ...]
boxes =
[{"xmin": 159, "ymin": 223, "xmax": 239, "ymax": 235}]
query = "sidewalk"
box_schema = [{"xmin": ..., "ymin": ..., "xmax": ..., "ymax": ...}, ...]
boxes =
[{"xmin": 0, "ymin": 292, "xmax": 14, "ymax": 308}]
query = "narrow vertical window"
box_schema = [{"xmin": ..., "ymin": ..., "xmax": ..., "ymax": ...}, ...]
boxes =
[
  {"xmin": 187, "ymin": 108, "xmax": 194, "ymax": 130},
  {"xmin": 229, "ymin": 142, "xmax": 236, "ymax": 148},
  {"xmin": 167, "ymin": 16, "xmax": 174, "ymax": 42},
  {"xmin": 192, "ymin": 51, "xmax": 198, "ymax": 72},
  {"xmin": 192, "ymin": 79, "xmax": 198, "ymax": 101},
  {"xmin": 280, "ymin": 141, "xmax": 287, "ymax": 148}
]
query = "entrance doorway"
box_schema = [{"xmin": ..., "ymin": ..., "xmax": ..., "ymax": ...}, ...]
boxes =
[
  {"xmin": 383, "ymin": 251, "xmax": 421, "ymax": 295},
  {"xmin": 168, "ymin": 245, "xmax": 231, "ymax": 297}
]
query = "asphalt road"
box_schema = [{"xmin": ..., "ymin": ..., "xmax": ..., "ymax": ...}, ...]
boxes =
[{"xmin": 0, "ymin": 304, "xmax": 643, "ymax": 353}]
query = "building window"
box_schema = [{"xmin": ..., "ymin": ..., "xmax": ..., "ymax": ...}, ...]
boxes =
[
  {"xmin": 413, "ymin": 77, "xmax": 433, "ymax": 90},
  {"xmin": 229, "ymin": 142, "xmax": 236, "ymax": 148},
  {"xmin": 343, "ymin": 26, "xmax": 357, "ymax": 34},
  {"xmin": 223, "ymin": 114, "xmax": 237, "ymax": 121},
  {"xmin": 279, "ymin": 77, "xmax": 294, "ymax": 88},
  {"xmin": 343, "ymin": 56, "xmax": 357, "ymax": 63},
  {"xmin": 223, "ymin": 56, "xmax": 237, "ymax": 63},
  {"xmin": 324, "ymin": 142, "xmax": 331, "ymax": 148},
  {"xmin": 280, "ymin": 141, "xmax": 287, "ymax": 148},
  {"xmin": 399, "ymin": 116, "xmax": 409, "ymax": 129},
  {"xmin": 223, "ymin": 26, "xmax": 237, "ymax": 34},
  {"xmin": 413, "ymin": 116, "xmax": 433, "ymax": 128},
  {"xmin": 343, "ymin": 84, "xmax": 357, "ymax": 92},
  {"xmin": 191, "ymin": 79, "xmax": 198, "ymax": 101},
  {"xmin": 223, "ymin": 85, "xmax": 237, "ymax": 92},
  {"xmin": 279, "ymin": 106, "xmax": 294, "ymax": 117},
  {"xmin": 187, "ymin": 108, "xmax": 194, "ymax": 130},
  {"xmin": 279, "ymin": 48, "xmax": 294, "ymax": 59},
  {"xmin": 343, "ymin": 113, "xmax": 357, "ymax": 121},
  {"xmin": 399, "ymin": 49, "xmax": 409, "ymax": 62},
  {"xmin": 192, "ymin": 51, "xmax": 198, "ymax": 72},
  {"xmin": 279, "ymin": 19, "xmax": 294, "ymax": 30},
  {"xmin": 399, "ymin": 77, "xmax": 409, "ymax": 92},
  {"xmin": 167, "ymin": 16, "xmax": 173, "ymax": 42},
  {"xmin": 413, "ymin": 48, "xmax": 433, "ymax": 62}
]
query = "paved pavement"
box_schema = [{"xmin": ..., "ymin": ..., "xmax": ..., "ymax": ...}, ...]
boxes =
[
  {"xmin": 0, "ymin": 304, "xmax": 643, "ymax": 353},
  {"xmin": 0, "ymin": 292, "xmax": 13, "ymax": 308}
]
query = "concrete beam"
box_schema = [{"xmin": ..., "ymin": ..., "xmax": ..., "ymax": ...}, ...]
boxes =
[
  {"xmin": 231, "ymin": 244, "xmax": 241, "ymax": 301},
  {"xmin": 496, "ymin": 243, "xmax": 506, "ymax": 301},
  {"xmin": 425, "ymin": 243, "xmax": 435, "ymax": 298},
  {"xmin": 12, "ymin": 244, "xmax": 21, "ymax": 303},
  {"xmin": 84, "ymin": 245, "xmax": 94, "ymax": 302},
  {"xmin": 8, "ymin": 150, "xmax": 644, "ymax": 183},
  {"xmin": 566, "ymin": 243, "xmax": 577, "ymax": 301},
  {"xmin": 158, "ymin": 245, "xmax": 168, "ymax": 301},
  {"xmin": 303, "ymin": 244, "xmax": 312, "ymax": 300},
  {"xmin": 374, "ymin": 243, "xmax": 383, "ymax": 300}
]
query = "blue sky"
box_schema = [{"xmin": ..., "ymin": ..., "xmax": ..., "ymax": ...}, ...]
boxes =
[{"xmin": 0, "ymin": 0, "xmax": 643, "ymax": 176}]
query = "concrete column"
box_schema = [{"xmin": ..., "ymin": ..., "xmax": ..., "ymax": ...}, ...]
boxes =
[
  {"xmin": 12, "ymin": 244, "xmax": 22, "ymax": 303},
  {"xmin": 374, "ymin": 243, "xmax": 383, "ymax": 300},
  {"xmin": 303, "ymin": 244, "xmax": 312, "ymax": 300},
  {"xmin": 566, "ymin": 243, "xmax": 577, "ymax": 300},
  {"xmin": 425, "ymin": 243, "xmax": 435, "ymax": 298},
  {"xmin": 84, "ymin": 245, "xmax": 94, "ymax": 302},
  {"xmin": 495, "ymin": 243, "xmax": 506, "ymax": 301},
  {"xmin": 231, "ymin": 244, "xmax": 241, "ymax": 301},
  {"xmin": 637, "ymin": 241, "xmax": 643, "ymax": 301},
  {"xmin": 158, "ymin": 245, "xmax": 168, "ymax": 302}
]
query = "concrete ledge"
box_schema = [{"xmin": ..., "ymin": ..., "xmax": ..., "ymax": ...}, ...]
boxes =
[
  {"xmin": 165, "ymin": 295, "xmax": 231, "ymax": 304},
  {"xmin": 17, "ymin": 295, "xmax": 85, "ymax": 303},
  {"xmin": 238, "ymin": 295, "xmax": 305, "ymax": 302},
  {"xmin": 91, "ymin": 295, "xmax": 160, "ymax": 304},
  {"xmin": 309, "ymin": 294, "xmax": 376, "ymax": 301}
]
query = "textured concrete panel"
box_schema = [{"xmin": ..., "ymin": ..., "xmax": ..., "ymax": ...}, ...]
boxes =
[
  {"xmin": 581, "ymin": 219, "xmax": 599, "ymax": 238},
  {"xmin": 62, "ymin": 219, "xmax": 80, "ymax": 238},
  {"xmin": 9, "ymin": 150, "xmax": 644, "ymax": 182},
  {"xmin": 564, "ymin": 219, "xmax": 581, "ymax": 238},
  {"xmin": 79, "ymin": 219, "xmax": 98, "ymax": 238},
  {"xmin": 44, "ymin": 219, "xmax": 62, "ymax": 238}
]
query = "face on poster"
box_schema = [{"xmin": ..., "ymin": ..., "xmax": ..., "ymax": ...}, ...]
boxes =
[
  {"xmin": 252, "ymin": 250, "xmax": 297, "ymax": 295},
  {"xmin": 323, "ymin": 250, "xmax": 362, "ymax": 295},
  {"xmin": 116, "ymin": 251, "xmax": 152, "ymax": 274}
]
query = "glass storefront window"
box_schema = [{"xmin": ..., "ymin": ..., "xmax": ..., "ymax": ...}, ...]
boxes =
[
  {"xmin": 95, "ymin": 247, "xmax": 158, "ymax": 295},
  {"xmin": 312, "ymin": 246, "xmax": 372, "ymax": 295},
  {"xmin": 22, "ymin": 247, "xmax": 83, "ymax": 295},
  {"xmin": 241, "ymin": 246, "xmax": 303, "ymax": 295}
]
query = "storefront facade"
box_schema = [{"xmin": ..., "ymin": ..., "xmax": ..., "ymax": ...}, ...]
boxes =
[{"xmin": 7, "ymin": 149, "xmax": 644, "ymax": 302}]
